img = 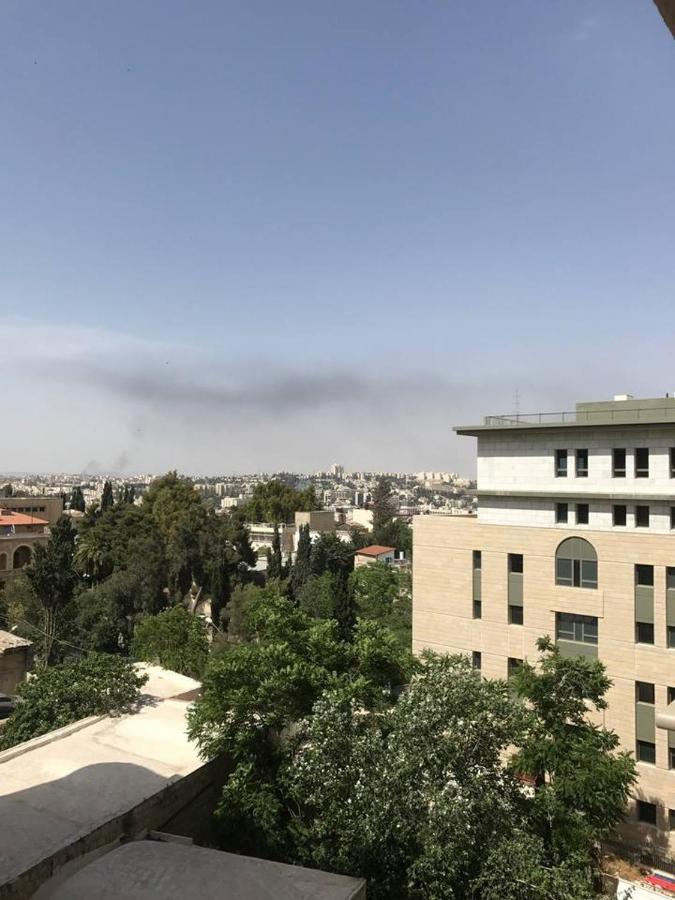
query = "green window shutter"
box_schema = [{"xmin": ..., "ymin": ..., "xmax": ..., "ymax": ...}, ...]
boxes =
[
  {"xmin": 636, "ymin": 703, "xmax": 656, "ymax": 743},
  {"xmin": 635, "ymin": 585, "xmax": 655, "ymax": 624},
  {"xmin": 473, "ymin": 570, "xmax": 481, "ymax": 603},
  {"xmin": 667, "ymin": 588, "xmax": 675, "ymax": 628},
  {"xmin": 508, "ymin": 571, "xmax": 523, "ymax": 607}
]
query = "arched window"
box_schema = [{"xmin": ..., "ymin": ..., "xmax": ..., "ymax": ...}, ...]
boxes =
[
  {"xmin": 555, "ymin": 537, "xmax": 597, "ymax": 589},
  {"xmin": 13, "ymin": 545, "xmax": 32, "ymax": 570}
]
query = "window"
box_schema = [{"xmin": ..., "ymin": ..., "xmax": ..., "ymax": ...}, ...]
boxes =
[
  {"xmin": 636, "ymin": 622, "xmax": 655, "ymax": 644},
  {"xmin": 555, "ymin": 502, "xmax": 569, "ymax": 524},
  {"xmin": 669, "ymin": 809, "xmax": 675, "ymax": 831},
  {"xmin": 555, "ymin": 449, "xmax": 567, "ymax": 478},
  {"xmin": 635, "ymin": 505, "xmax": 650, "ymax": 528},
  {"xmin": 507, "ymin": 554, "xmax": 523, "ymax": 622},
  {"xmin": 472, "ymin": 651, "xmax": 481, "ymax": 670},
  {"xmin": 508, "ymin": 554, "xmax": 523, "ymax": 574},
  {"xmin": 636, "ymin": 564, "xmax": 654, "ymax": 587},
  {"xmin": 636, "ymin": 680, "xmax": 656, "ymax": 765},
  {"xmin": 668, "ymin": 570, "xmax": 675, "ymax": 649},
  {"xmin": 635, "ymin": 564, "xmax": 654, "ymax": 645},
  {"xmin": 613, "ymin": 448, "xmax": 626, "ymax": 478},
  {"xmin": 637, "ymin": 800, "xmax": 657, "ymax": 825},
  {"xmin": 575, "ymin": 449, "xmax": 588, "ymax": 477},
  {"xmin": 636, "ymin": 681, "xmax": 655, "ymax": 704},
  {"xmin": 637, "ymin": 741, "xmax": 656, "ymax": 764},
  {"xmin": 472, "ymin": 550, "xmax": 482, "ymax": 619},
  {"xmin": 507, "ymin": 657, "xmax": 522, "ymax": 679},
  {"xmin": 576, "ymin": 503, "xmax": 589, "ymax": 525},
  {"xmin": 671, "ymin": 507, "xmax": 675, "ymax": 530},
  {"xmin": 555, "ymin": 537, "xmax": 598, "ymax": 589},
  {"xmin": 613, "ymin": 504, "xmax": 627, "ymax": 527},
  {"xmin": 635, "ymin": 448, "xmax": 649, "ymax": 478},
  {"xmin": 555, "ymin": 612, "xmax": 598, "ymax": 645},
  {"xmin": 671, "ymin": 448, "xmax": 675, "ymax": 479}
]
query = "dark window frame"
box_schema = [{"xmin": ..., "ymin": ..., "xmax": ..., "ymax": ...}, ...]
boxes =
[
  {"xmin": 555, "ymin": 449, "xmax": 568, "ymax": 478},
  {"xmin": 555, "ymin": 502, "xmax": 569, "ymax": 524},
  {"xmin": 612, "ymin": 448, "xmax": 626, "ymax": 478},
  {"xmin": 635, "ymin": 505, "xmax": 650, "ymax": 528},
  {"xmin": 635, "ymin": 448, "xmax": 649, "ymax": 479},
  {"xmin": 613, "ymin": 504, "xmax": 627, "ymax": 527},
  {"xmin": 576, "ymin": 503, "xmax": 589, "ymax": 525},
  {"xmin": 575, "ymin": 449, "xmax": 588, "ymax": 477},
  {"xmin": 637, "ymin": 800, "xmax": 657, "ymax": 825},
  {"xmin": 508, "ymin": 604, "xmax": 524, "ymax": 626}
]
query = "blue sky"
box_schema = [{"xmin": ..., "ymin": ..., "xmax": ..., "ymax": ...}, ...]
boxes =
[{"xmin": 1, "ymin": 1, "xmax": 674, "ymax": 475}]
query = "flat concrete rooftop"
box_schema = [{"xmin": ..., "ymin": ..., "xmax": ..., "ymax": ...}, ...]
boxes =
[
  {"xmin": 40, "ymin": 840, "xmax": 367, "ymax": 900},
  {"xmin": 0, "ymin": 666, "xmax": 202, "ymax": 892},
  {"xmin": 456, "ymin": 396, "xmax": 675, "ymax": 435}
]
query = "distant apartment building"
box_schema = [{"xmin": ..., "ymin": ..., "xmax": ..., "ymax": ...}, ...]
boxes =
[
  {"xmin": 0, "ymin": 630, "xmax": 33, "ymax": 694},
  {"xmin": 0, "ymin": 509, "xmax": 50, "ymax": 587},
  {"xmin": 247, "ymin": 523, "xmax": 294, "ymax": 557},
  {"xmin": 413, "ymin": 394, "xmax": 675, "ymax": 852}
]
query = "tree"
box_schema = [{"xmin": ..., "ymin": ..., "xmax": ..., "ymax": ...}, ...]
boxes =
[
  {"xmin": 283, "ymin": 648, "xmax": 619, "ymax": 899},
  {"xmin": 69, "ymin": 485, "xmax": 86, "ymax": 512},
  {"xmin": 297, "ymin": 572, "xmax": 334, "ymax": 620},
  {"xmin": 332, "ymin": 568, "xmax": 355, "ymax": 642},
  {"xmin": 239, "ymin": 480, "xmax": 320, "ymax": 524},
  {"xmin": 371, "ymin": 476, "xmax": 397, "ymax": 536},
  {"xmin": 350, "ymin": 561, "xmax": 412, "ymax": 648},
  {"xmin": 510, "ymin": 637, "xmax": 637, "ymax": 863},
  {"xmin": 0, "ymin": 654, "xmax": 147, "ymax": 750},
  {"xmin": 187, "ymin": 591, "xmax": 414, "ymax": 859},
  {"xmin": 26, "ymin": 517, "xmax": 78, "ymax": 665},
  {"xmin": 309, "ymin": 532, "xmax": 353, "ymax": 579},
  {"xmin": 100, "ymin": 480, "xmax": 115, "ymax": 512},
  {"xmin": 266, "ymin": 524, "xmax": 283, "ymax": 581},
  {"xmin": 132, "ymin": 605, "xmax": 209, "ymax": 679},
  {"xmin": 290, "ymin": 524, "xmax": 311, "ymax": 599},
  {"xmin": 122, "ymin": 484, "xmax": 136, "ymax": 504}
]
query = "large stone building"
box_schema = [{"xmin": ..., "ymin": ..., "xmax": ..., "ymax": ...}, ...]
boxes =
[
  {"xmin": 0, "ymin": 509, "xmax": 51, "ymax": 587},
  {"xmin": 413, "ymin": 394, "xmax": 675, "ymax": 852}
]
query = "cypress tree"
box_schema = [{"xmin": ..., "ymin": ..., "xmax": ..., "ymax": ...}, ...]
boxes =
[
  {"xmin": 100, "ymin": 480, "xmax": 114, "ymax": 513},
  {"xmin": 267, "ymin": 524, "xmax": 283, "ymax": 580},
  {"xmin": 70, "ymin": 486, "xmax": 86, "ymax": 512},
  {"xmin": 291, "ymin": 524, "xmax": 311, "ymax": 597}
]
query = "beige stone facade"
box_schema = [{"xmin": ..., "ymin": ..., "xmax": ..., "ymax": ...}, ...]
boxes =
[
  {"xmin": 413, "ymin": 513, "xmax": 675, "ymax": 851},
  {"xmin": 414, "ymin": 396, "xmax": 675, "ymax": 855}
]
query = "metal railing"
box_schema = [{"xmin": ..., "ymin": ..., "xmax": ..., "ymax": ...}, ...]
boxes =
[{"xmin": 484, "ymin": 405, "xmax": 675, "ymax": 427}]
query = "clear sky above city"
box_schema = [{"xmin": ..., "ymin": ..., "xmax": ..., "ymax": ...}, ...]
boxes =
[{"xmin": 1, "ymin": 1, "xmax": 674, "ymax": 475}]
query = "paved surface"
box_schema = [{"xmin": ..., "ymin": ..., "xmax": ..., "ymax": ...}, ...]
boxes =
[
  {"xmin": 42, "ymin": 841, "xmax": 366, "ymax": 900},
  {"xmin": 0, "ymin": 666, "xmax": 202, "ymax": 887}
]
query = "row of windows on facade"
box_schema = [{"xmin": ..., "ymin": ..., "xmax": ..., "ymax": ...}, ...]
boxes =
[
  {"xmin": 472, "ymin": 547, "xmax": 675, "ymax": 647},
  {"xmin": 554, "ymin": 447, "xmax": 674, "ymax": 479},
  {"xmin": 554, "ymin": 502, "xmax": 675, "ymax": 530}
]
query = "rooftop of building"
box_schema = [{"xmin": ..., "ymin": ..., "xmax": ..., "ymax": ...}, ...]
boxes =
[
  {"xmin": 0, "ymin": 665, "xmax": 202, "ymax": 890},
  {"xmin": 455, "ymin": 395, "xmax": 675, "ymax": 436},
  {"xmin": 0, "ymin": 629, "xmax": 33, "ymax": 651},
  {"xmin": 38, "ymin": 840, "xmax": 366, "ymax": 900},
  {"xmin": 0, "ymin": 509, "xmax": 49, "ymax": 526},
  {"xmin": 354, "ymin": 545, "xmax": 396, "ymax": 557}
]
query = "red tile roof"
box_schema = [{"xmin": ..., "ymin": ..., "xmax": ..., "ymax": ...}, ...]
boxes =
[
  {"xmin": 355, "ymin": 545, "xmax": 396, "ymax": 557},
  {"xmin": 0, "ymin": 510, "xmax": 48, "ymax": 527}
]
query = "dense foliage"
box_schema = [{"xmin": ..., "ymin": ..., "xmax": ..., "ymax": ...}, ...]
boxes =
[
  {"xmin": 132, "ymin": 605, "xmax": 209, "ymax": 679},
  {"xmin": 187, "ymin": 589, "xmax": 415, "ymax": 857},
  {"xmin": 238, "ymin": 479, "xmax": 319, "ymax": 524},
  {"xmin": 0, "ymin": 654, "xmax": 147, "ymax": 750},
  {"xmin": 188, "ymin": 636, "xmax": 635, "ymax": 899}
]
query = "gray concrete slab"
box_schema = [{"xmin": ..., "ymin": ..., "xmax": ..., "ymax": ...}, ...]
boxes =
[{"xmin": 42, "ymin": 841, "xmax": 367, "ymax": 900}]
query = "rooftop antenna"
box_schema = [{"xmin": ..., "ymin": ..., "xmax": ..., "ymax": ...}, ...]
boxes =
[{"xmin": 514, "ymin": 387, "xmax": 521, "ymax": 418}]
